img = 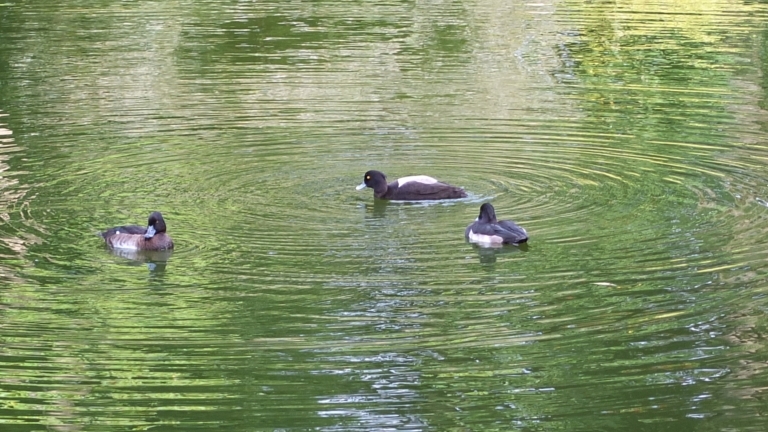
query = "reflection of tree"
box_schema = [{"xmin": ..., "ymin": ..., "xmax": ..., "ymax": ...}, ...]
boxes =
[
  {"xmin": 555, "ymin": 0, "xmax": 758, "ymax": 137},
  {"xmin": 759, "ymin": 24, "xmax": 768, "ymax": 115},
  {"xmin": 721, "ymin": 309, "xmax": 768, "ymax": 399},
  {"xmin": 0, "ymin": 111, "xmax": 32, "ymax": 278},
  {"xmin": 547, "ymin": 3, "xmax": 768, "ymax": 428}
]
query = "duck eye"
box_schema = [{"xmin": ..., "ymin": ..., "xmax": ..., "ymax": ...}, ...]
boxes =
[{"xmin": 366, "ymin": 176, "xmax": 370, "ymax": 180}]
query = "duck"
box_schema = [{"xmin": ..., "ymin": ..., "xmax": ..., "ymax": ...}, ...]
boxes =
[
  {"xmin": 465, "ymin": 203, "xmax": 528, "ymax": 246},
  {"xmin": 356, "ymin": 170, "xmax": 467, "ymax": 200},
  {"xmin": 101, "ymin": 211, "xmax": 174, "ymax": 251}
]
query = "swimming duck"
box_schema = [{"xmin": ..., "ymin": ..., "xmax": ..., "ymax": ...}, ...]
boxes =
[
  {"xmin": 101, "ymin": 211, "xmax": 174, "ymax": 251},
  {"xmin": 465, "ymin": 203, "xmax": 528, "ymax": 246},
  {"xmin": 356, "ymin": 170, "xmax": 467, "ymax": 200}
]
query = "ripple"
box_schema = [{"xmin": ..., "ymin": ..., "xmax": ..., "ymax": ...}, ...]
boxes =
[{"xmin": 2, "ymin": 0, "xmax": 768, "ymax": 430}]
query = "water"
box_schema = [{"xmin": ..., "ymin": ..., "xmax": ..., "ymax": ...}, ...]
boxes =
[{"xmin": 1, "ymin": 0, "xmax": 768, "ymax": 430}]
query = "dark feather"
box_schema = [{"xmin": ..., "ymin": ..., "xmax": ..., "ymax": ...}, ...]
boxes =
[
  {"xmin": 466, "ymin": 203, "xmax": 528, "ymax": 245},
  {"xmin": 100, "ymin": 225, "xmax": 146, "ymax": 239}
]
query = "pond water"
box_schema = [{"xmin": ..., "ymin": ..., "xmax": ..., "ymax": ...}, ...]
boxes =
[{"xmin": 1, "ymin": 0, "xmax": 768, "ymax": 430}]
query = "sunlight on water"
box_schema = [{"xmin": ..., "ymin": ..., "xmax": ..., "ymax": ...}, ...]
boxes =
[{"xmin": 1, "ymin": 0, "xmax": 768, "ymax": 430}]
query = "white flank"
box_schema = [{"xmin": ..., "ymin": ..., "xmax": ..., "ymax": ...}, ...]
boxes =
[
  {"xmin": 397, "ymin": 175, "xmax": 438, "ymax": 187},
  {"xmin": 109, "ymin": 237, "xmax": 140, "ymax": 250},
  {"xmin": 468, "ymin": 229, "xmax": 503, "ymax": 245}
]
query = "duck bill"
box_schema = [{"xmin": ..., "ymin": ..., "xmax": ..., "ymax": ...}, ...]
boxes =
[
  {"xmin": 144, "ymin": 225, "xmax": 157, "ymax": 239},
  {"xmin": 355, "ymin": 182, "xmax": 367, "ymax": 190}
]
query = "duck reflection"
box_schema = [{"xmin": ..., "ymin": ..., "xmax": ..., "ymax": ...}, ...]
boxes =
[
  {"xmin": 107, "ymin": 248, "xmax": 173, "ymax": 272},
  {"xmin": 470, "ymin": 242, "xmax": 528, "ymax": 264},
  {"xmin": 363, "ymin": 199, "xmax": 460, "ymax": 219},
  {"xmin": 364, "ymin": 200, "xmax": 392, "ymax": 219}
]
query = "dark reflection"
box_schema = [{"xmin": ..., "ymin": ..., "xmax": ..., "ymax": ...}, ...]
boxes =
[
  {"xmin": 758, "ymin": 23, "xmax": 768, "ymax": 118},
  {"xmin": 106, "ymin": 249, "xmax": 173, "ymax": 273},
  {"xmin": 221, "ymin": 16, "xmax": 329, "ymax": 53},
  {"xmin": 364, "ymin": 200, "xmax": 392, "ymax": 219},
  {"xmin": 180, "ymin": 15, "xmax": 335, "ymax": 66},
  {"xmin": 470, "ymin": 241, "xmax": 528, "ymax": 264},
  {"xmin": 363, "ymin": 199, "xmax": 470, "ymax": 219}
]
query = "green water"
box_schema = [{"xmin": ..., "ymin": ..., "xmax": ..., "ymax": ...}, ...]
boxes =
[{"xmin": 1, "ymin": 0, "xmax": 768, "ymax": 430}]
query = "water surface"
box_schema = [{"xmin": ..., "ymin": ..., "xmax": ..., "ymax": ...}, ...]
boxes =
[{"xmin": 1, "ymin": 0, "xmax": 768, "ymax": 430}]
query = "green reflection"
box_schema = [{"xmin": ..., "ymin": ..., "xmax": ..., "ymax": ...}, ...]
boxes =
[{"xmin": 0, "ymin": 0, "xmax": 767, "ymax": 430}]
